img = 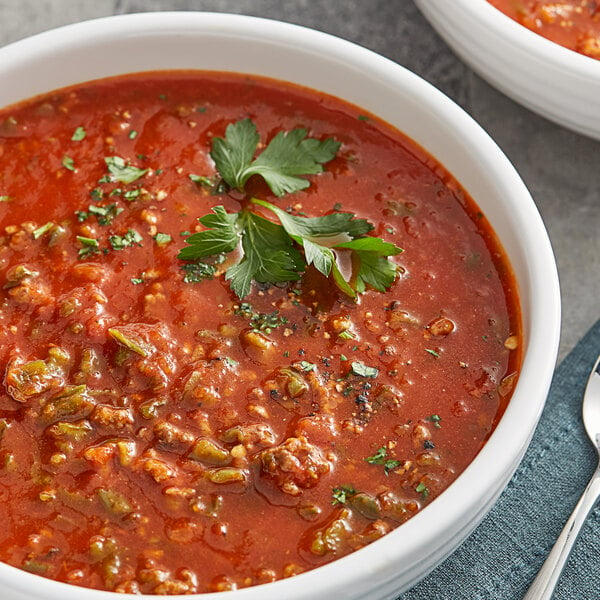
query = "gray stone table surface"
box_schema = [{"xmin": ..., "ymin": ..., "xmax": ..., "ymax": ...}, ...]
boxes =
[
  {"xmin": 0, "ymin": 0, "xmax": 598, "ymax": 595},
  {"xmin": 1, "ymin": 0, "xmax": 597, "ymax": 361}
]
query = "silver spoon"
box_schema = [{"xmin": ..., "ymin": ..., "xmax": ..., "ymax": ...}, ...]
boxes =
[{"xmin": 523, "ymin": 354, "xmax": 600, "ymax": 600}]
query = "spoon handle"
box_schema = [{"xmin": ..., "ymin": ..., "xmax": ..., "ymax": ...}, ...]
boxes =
[{"xmin": 523, "ymin": 463, "xmax": 600, "ymax": 600}]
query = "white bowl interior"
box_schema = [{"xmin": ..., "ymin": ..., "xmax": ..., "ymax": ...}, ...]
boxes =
[{"xmin": 0, "ymin": 12, "xmax": 561, "ymax": 600}]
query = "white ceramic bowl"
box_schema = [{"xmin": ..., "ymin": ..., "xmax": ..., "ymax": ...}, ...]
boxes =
[
  {"xmin": 0, "ymin": 11, "xmax": 561, "ymax": 600},
  {"xmin": 415, "ymin": 0, "xmax": 600, "ymax": 140}
]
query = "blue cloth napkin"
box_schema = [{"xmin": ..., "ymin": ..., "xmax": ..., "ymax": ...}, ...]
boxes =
[{"xmin": 399, "ymin": 319, "xmax": 600, "ymax": 600}]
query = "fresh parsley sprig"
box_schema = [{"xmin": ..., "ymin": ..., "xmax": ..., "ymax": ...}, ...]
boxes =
[
  {"xmin": 178, "ymin": 118, "xmax": 403, "ymax": 299},
  {"xmin": 211, "ymin": 118, "xmax": 340, "ymax": 196},
  {"xmin": 179, "ymin": 201, "xmax": 401, "ymax": 299}
]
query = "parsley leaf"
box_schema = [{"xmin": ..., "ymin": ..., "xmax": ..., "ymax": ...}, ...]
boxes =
[
  {"xmin": 210, "ymin": 118, "xmax": 340, "ymax": 196},
  {"xmin": 336, "ymin": 237, "xmax": 402, "ymax": 293},
  {"xmin": 225, "ymin": 211, "xmax": 304, "ymax": 298},
  {"xmin": 254, "ymin": 199, "xmax": 401, "ymax": 299},
  {"xmin": 86, "ymin": 203, "xmax": 123, "ymax": 226},
  {"xmin": 178, "ymin": 206, "xmax": 239, "ymax": 260},
  {"xmin": 104, "ymin": 156, "xmax": 148, "ymax": 184}
]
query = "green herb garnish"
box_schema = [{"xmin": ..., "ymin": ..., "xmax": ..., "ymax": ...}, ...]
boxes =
[
  {"xmin": 426, "ymin": 414, "xmax": 442, "ymax": 429},
  {"xmin": 109, "ymin": 229, "xmax": 143, "ymax": 250},
  {"xmin": 181, "ymin": 261, "xmax": 217, "ymax": 283},
  {"xmin": 71, "ymin": 126, "xmax": 86, "ymax": 141},
  {"xmin": 210, "ymin": 118, "xmax": 340, "ymax": 197},
  {"xmin": 62, "ymin": 155, "xmax": 76, "ymax": 171},
  {"xmin": 350, "ymin": 361, "xmax": 379, "ymax": 378},
  {"xmin": 33, "ymin": 222, "xmax": 54, "ymax": 239},
  {"xmin": 415, "ymin": 481, "xmax": 430, "ymax": 498},
  {"xmin": 189, "ymin": 174, "xmax": 214, "ymax": 187},
  {"xmin": 77, "ymin": 236, "xmax": 100, "ymax": 258},
  {"xmin": 178, "ymin": 119, "xmax": 402, "ymax": 299},
  {"xmin": 332, "ymin": 484, "xmax": 357, "ymax": 505},
  {"xmin": 123, "ymin": 189, "xmax": 142, "ymax": 201},
  {"xmin": 365, "ymin": 446, "xmax": 401, "ymax": 475},
  {"xmin": 296, "ymin": 360, "xmax": 316, "ymax": 373},
  {"xmin": 233, "ymin": 303, "xmax": 288, "ymax": 333},
  {"xmin": 154, "ymin": 232, "xmax": 172, "ymax": 246},
  {"xmin": 104, "ymin": 156, "xmax": 148, "ymax": 184},
  {"xmin": 83, "ymin": 203, "xmax": 123, "ymax": 226},
  {"xmin": 180, "ymin": 202, "xmax": 401, "ymax": 299}
]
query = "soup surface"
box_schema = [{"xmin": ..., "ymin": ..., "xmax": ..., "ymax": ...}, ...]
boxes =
[
  {"xmin": 488, "ymin": 0, "xmax": 600, "ymax": 58},
  {"xmin": 0, "ymin": 72, "xmax": 520, "ymax": 594}
]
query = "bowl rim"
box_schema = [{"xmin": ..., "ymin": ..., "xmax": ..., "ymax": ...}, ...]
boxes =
[
  {"xmin": 0, "ymin": 10, "xmax": 561, "ymax": 600},
  {"xmin": 455, "ymin": 0, "xmax": 600, "ymax": 75}
]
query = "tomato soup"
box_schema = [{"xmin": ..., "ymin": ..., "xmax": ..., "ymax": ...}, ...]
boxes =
[
  {"xmin": 0, "ymin": 72, "xmax": 521, "ymax": 594},
  {"xmin": 488, "ymin": 0, "xmax": 600, "ymax": 58}
]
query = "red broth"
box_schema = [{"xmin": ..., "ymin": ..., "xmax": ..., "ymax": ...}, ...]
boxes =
[
  {"xmin": 488, "ymin": 0, "xmax": 600, "ymax": 58},
  {"xmin": 0, "ymin": 72, "xmax": 521, "ymax": 594}
]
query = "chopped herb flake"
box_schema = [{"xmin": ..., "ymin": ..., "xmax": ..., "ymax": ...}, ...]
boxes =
[
  {"xmin": 109, "ymin": 229, "xmax": 143, "ymax": 250},
  {"xmin": 296, "ymin": 360, "xmax": 316, "ymax": 372},
  {"xmin": 71, "ymin": 126, "xmax": 86, "ymax": 141},
  {"xmin": 365, "ymin": 446, "xmax": 401, "ymax": 475},
  {"xmin": 189, "ymin": 174, "xmax": 213, "ymax": 187},
  {"xmin": 62, "ymin": 155, "xmax": 76, "ymax": 171},
  {"xmin": 332, "ymin": 484, "xmax": 357, "ymax": 505},
  {"xmin": 154, "ymin": 232, "xmax": 172, "ymax": 246},
  {"xmin": 350, "ymin": 361, "xmax": 379, "ymax": 378},
  {"xmin": 104, "ymin": 156, "xmax": 148, "ymax": 184},
  {"xmin": 88, "ymin": 203, "xmax": 123, "ymax": 226},
  {"xmin": 426, "ymin": 414, "xmax": 442, "ymax": 428},
  {"xmin": 181, "ymin": 260, "xmax": 217, "ymax": 283},
  {"xmin": 416, "ymin": 481, "xmax": 430, "ymax": 498},
  {"xmin": 33, "ymin": 222, "xmax": 54, "ymax": 239},
  {"xmin": 123, "ymin": 189, "xmax": 142, "ymax": 201},
  {"xmin": 77, "ymin": 236, "xmax": 100, "ymax": 258}
]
